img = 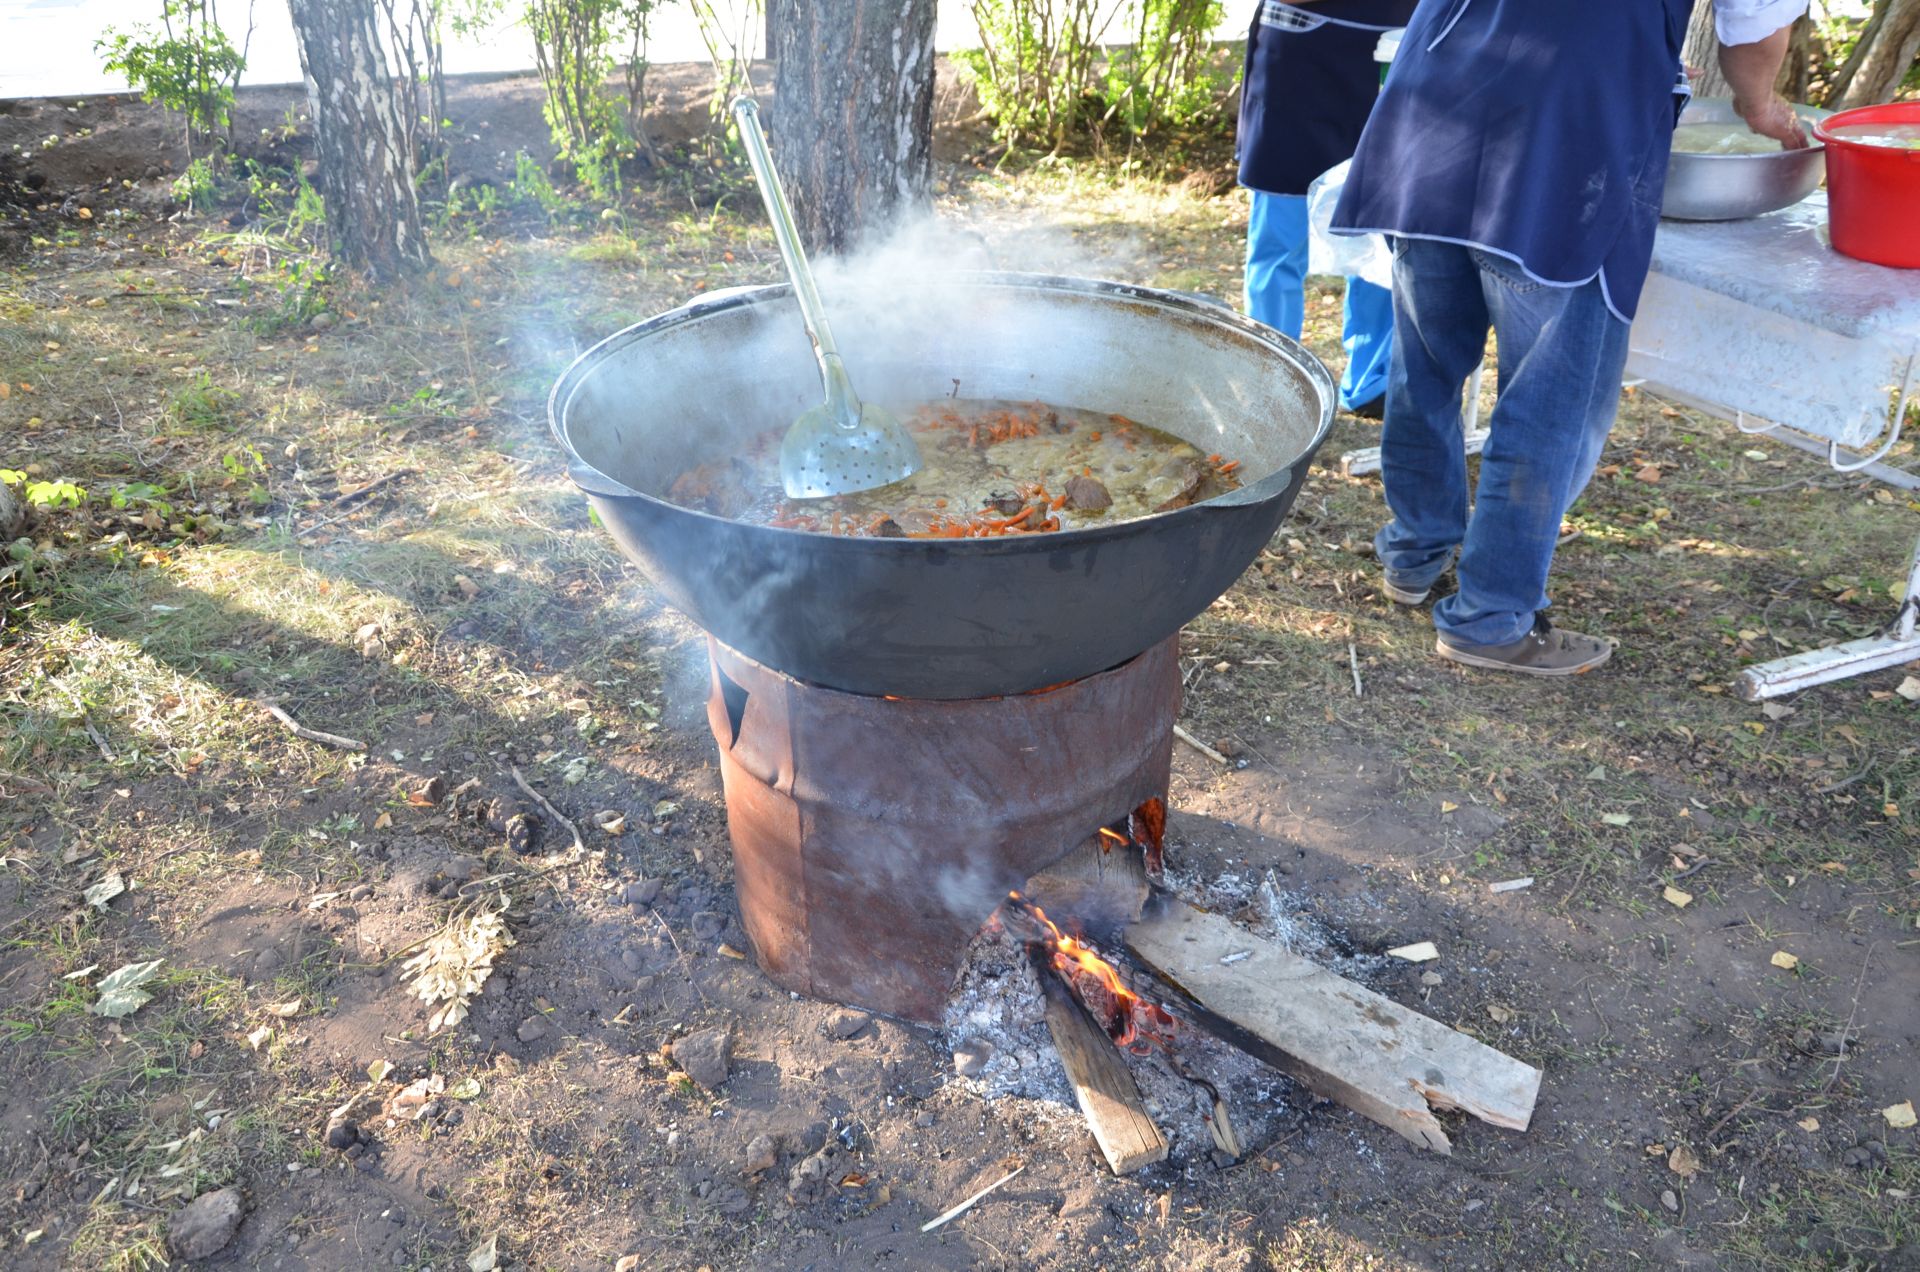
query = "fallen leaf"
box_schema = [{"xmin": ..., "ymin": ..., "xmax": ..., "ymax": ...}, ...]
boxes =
[
  {"xmin": 1634, "ymin": 464, "xmax": 1663, "ymax": 483},
  {"xmin": 1897, "ymin": 676, "xmax": 1920, "ymax": 703},
  {"xmin": 447, "ymin": 1077, "xmax": 482, "ymax": 1100},
  {"xmin": 454, "ymin": 574, "xmax": 480, "ymax": 600},
  {"xmin": 62, "ymin": 964, "xmax": 98, "ymax": 981},
  {"xmin": 92, "ymin": 959, "xmax": 164, "ymax": 1017},
  {"xmin": 839, "ymin": 1172, "xmax": 870, "ymax": 1187},
  {"xmin": 368, "ymin": 1059, "xmax": 393, "ymax": 1084},
  {"xmin": 717, "ymin": 943, "xmax": 748, "ymax": 960},
  {"xmin": 1668, "ymin": 1144, "xmax": 1702, "ymax": 1179},
  {"xmin": 1486, "ymin": 1004, "xmax": 1514, "ymax": 1023},
  {"xmin": 1797, "ymin": 1117, "xmax": 1820, "ymax": 1132},
  {"xmin": 1663, "ymin": 886, "xmax": 1694, "ymax": 908},
  {"xmin": 373, "ymin": 811, "xmax": 393, "ymax": 830},
  {"xmin": 1387, "ymin": 941, "xmax": 1440, "ymax": 963},
  {"xmin": 1761, "ymin": 702, "xmax": 1796, "ymax": 721},
  {"xmin": 83, "ymin": 872, "xmax": 126, "ymax": 911},
  {"xmin": 1742, "ymin": 448, "xmax": 1768, "ymax": 460},
  {"xmin": 1602, "ymin": 812, "xmax": 1633, "ymax": 827},
  {"xmin": 468, "ymin": 1235, "xmax": 499, "ymax": 1272},
  {"xmin": 267, "ymin": 999, "xmax": 301, "ymax": 1017},
  {"xmin": 1770, "ymin": 951, "xmax": 1799, "ymax": 970},
  {"xmin": 246, "ymin": 1025, "xmax": 274, "ymax": 1051},
  {"xmin": 1439, "ymin": 800, "xmax": 1459, "ymax": 814},
  {"xmin": 1884, "ymin": 1102, "xmax": 1916, "ymax": 1129}
]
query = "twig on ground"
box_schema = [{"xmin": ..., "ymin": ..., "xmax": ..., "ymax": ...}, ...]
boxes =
[
  {"xmin": 1815, "ymin": 757, "xmax": 1875, "ymax": 795},
  {"xmin": 920, "ymin": 1164, "xmax": 1025, "ymax": 1233},
  {"xmin": 1173, "ymin": 724, "xmax": 1229, "ymax": 766},
  {"xmin": 1823, "ymin": 941, "xmax": 1877, "ymax": 1094},
  {"xmin": 1348, "ymin": 643, "xmax": 1364, "ymax": 698},
  {"xmin": 82, "ymin": 716, "xmax": 116, "ymax": 763},
  {"xmin": 328, "ymin": 467, "xmax": 418, "ymax": 507},
  {"xmin": 260, "ymin": 701, "xmax": 365, "ymax": 751},
  {"xmin": 509, "ymin": 764, "xmax": 585, "ymax": 854}
]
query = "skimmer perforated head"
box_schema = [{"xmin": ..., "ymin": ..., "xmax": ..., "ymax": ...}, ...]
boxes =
[{"xmin": 732, "ymin": 95, "xmax": 923, "ymax": 499}]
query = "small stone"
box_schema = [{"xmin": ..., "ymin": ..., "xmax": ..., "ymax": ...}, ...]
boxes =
[
  {"xmin": 691, "ymin": 911, "xmax": 726, "ymax": 940},
  {"xmin": 325, "ymin": 1120, "xmax": 359, "ymax": 1150},
  {"xmin": 346, "ymin": 884, "xmax": 373, "ymax": 902},
  {"xmin": 516, "ymin": 1015, "xmax": 550, "ymax": 1044},
  {"xmin": 1420, "ymin": 971, "xmax": 1444, "ymax": 986},
  {"xmin": 828, "ymin": 1009, "xmax": 871, "ymax": 1040},
  {"xmin": 416, "ymin": 775, "xmax": 447, "ymax": 805},
  {"xmin": 620, "ymin": 947, "xmax": 647, "ymax": 975},
  {"xmin": 1213, "ymin": 737, "xmax": 1242, "ymax": 759},
  {"xmin": 168, "ymin": 1186, "xmax": 245, "ymax": 1261},
  {"xmin": 615, "ymin": 1258, "xmax": 641, "ymax": 1272},
  {"xmin": 952, "ymin": 1038, "xmax": 993, "ymax": 1077},
  {"xmin": 621, "ymin": 879, "xmax": 661, "ymax": 908},
  {"xmin": 787, "ymin": 1142, "xmax": 842, "ymax": 1206},
  {"xmin": 707, "ymin": 1184, "xmax": 752, "ymax": 1217},
  {"xmin": 671, "ymin": 1027, "xmax": 732, "ymax": 1089},
  {"xmin": 1660, "ymin": 1189, "xmax": 1679, "ymax": 1213},
  {"xmin": 307, "ymin": 311, "xmax": 335, "ymax": 331},
  {"xmin": 743, "ymin": 1133, "xmax": 777, "ymax": 1175}
]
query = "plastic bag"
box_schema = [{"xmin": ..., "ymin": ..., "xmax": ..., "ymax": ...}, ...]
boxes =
[{"xmin": 1306, "ymin": 159, "xmax": 1393, "ymax": 290}]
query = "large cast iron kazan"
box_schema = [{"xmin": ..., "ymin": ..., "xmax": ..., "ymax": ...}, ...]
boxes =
[{"xmin": 550, "ymin": 273, "xmax": 1334, "ymax": 699}]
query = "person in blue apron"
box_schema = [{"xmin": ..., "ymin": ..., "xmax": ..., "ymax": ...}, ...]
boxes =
[
  {"xmin": 1238, "ymin": 0, "xmax": 1416, "ymax": 417},
  {"xmin": 1331, "ymin": 0, "xmax": 1806, "ymax": 675}
]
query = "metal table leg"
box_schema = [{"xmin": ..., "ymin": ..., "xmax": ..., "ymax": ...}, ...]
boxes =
[
  {"xmin": 1341, "ymin": 362, "xmax": 1487, "ymax": 478},
  {"xmin": 1737, "ymin": 533, "xmax": 1920, "ymax": 701}
]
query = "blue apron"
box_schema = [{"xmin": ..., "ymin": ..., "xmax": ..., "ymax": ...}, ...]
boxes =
[
  {"xmin": 1330, "ymin": 0, "xmax": 1691, "ymax": 320},
  {"xmin": 1237, "ymin": 0, "xmax": 1419, "ymax": 197}
]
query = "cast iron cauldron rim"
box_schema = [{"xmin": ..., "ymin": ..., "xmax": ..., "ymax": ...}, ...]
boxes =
[{"xmin": 547, "ymin": 270, "xmax": 1337, "ymax": 541}]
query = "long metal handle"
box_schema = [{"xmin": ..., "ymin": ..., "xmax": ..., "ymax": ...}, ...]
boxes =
[{"xmin": 732, "ymin": 97, "xmax": 840, "ymax": 367}]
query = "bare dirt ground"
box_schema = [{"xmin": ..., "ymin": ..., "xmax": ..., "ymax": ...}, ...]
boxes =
[{"xmin": 2, "ymin": 70, "xmax": 1918, "ymax": 1272}]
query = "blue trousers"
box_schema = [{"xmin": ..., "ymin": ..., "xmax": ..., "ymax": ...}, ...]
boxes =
[
  {"xmin": 1373, "ymin": 238, "xmax": 1630, "ymax": 647},
  {"xmin": 1244, "ymin": 190, "xmax": 1393, "ymax": 412}
]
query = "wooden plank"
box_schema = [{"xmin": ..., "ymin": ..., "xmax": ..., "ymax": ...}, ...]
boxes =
[
  {"xmin": 1031, "ymin": 949, "xmax": 1168, "ymax": 1175},
  {"xmin": 1126, "ymin": 899, "xmax": 1540, "ymax": 1155},
  {"xmin": 1024, "ymin": 834, "xmax": 1150, "ymax": 935}
]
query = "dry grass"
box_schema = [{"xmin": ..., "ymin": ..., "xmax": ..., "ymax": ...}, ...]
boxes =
[{"xmin": 2, "ymin": 153, "xmax": 1917, "ymax": 1271}]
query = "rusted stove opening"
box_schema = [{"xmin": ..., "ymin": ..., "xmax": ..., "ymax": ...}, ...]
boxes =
[{"xmin": 703, "ymin": 635, "xmax": 1180, "ymax": 1024}]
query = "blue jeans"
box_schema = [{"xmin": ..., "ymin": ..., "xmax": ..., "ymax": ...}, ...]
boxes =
[
  {"xmin": 1245, "ymin": 191, "xmax": 1393, "ymax": 411},
  {"xmin": 1374, "ymin": 238, "xmax": 1630, "ymax": 647}
]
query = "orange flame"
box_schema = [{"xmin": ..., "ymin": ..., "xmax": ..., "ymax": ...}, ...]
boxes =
[
  {"xmin": 1097, "ymin": 827, "xmax": 1127, "ymax": 851},
  {"xmin": 1006, "ymin": 891, "xmax": 1173, "ymax": 1052}
]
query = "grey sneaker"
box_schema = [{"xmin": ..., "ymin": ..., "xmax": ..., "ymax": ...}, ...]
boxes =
[
  {"xmin": 1437, "ymin": 616, "xmax": 1614, "ymax": 677},
  {"xmin": 1382, "ymin": 573, "xmax": 1432, "ymax": 606}
]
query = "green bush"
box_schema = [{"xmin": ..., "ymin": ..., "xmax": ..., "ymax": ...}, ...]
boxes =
[
  {"xmin": 96, "ymin": 0, "xmax": 251, "ymax": 162},
  {"xmin": 965, "ymin": 0, "xmax": 1230, "ymax": 149}
]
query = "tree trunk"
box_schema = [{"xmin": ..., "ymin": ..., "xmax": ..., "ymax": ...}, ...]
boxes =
[
  {"xmin": 287, "ymin": 0, "xmax": 431, "ymax": 279},
  {"xmin": 766, "ymin": 0, "xmax": 937, "ymax": 255},
  {"xmin": 1684, "ymin": 0, "xmax": 1732, "ymax": 99},
  {"xmin": 1831, "ymin": 0, "xmax": 1920, "ymax": 108}
]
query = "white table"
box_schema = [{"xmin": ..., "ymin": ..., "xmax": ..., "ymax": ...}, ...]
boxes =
[{"xmin": 1626, "ymin": 192, "xmax": 1920, "ymax": 700}]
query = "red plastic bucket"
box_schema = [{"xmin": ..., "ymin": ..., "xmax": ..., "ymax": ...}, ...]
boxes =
[{"xmin": 1813, "ymin": 102, "xmax": 1920, "ymax": 269}]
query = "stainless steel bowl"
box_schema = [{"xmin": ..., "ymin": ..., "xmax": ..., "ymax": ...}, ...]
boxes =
[{"xmin": 1662, "ymin": 97, "xmax": 1830, "ymax": 221}]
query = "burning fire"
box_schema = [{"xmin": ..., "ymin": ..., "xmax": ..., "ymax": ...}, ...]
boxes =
[{"xmin": 1005, "ymin": 891, "xmax": 1175, "ymax": 1053}]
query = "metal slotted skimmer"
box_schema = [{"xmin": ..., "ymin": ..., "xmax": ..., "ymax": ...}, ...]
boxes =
[{"xmin": 730, "ymin": 97, "xmax": 923, "ymax": 499}]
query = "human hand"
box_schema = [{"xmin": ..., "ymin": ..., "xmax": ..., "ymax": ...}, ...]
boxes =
[{"xmin": 1736, "ymin": 93, "xmax": 1809, "ymax": 150}]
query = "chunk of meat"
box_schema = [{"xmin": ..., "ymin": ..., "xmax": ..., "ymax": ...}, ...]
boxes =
[
  {"xmin": 1148, "ymin": 459, "xmax": 1207, "ymax": 512},
  {"xmin": 1063, "ymin": 475, "xmax": 1112, "ymax": 512}
]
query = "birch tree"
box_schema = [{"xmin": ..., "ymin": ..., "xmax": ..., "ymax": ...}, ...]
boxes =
[
  {"xmin": 287, "ymin": 0, "xmax": 432, "ymax": 278},
  {"xmin": 764, "ymin": 0, "xmax": 937, "ymax": 255},
  {"xmin": 1829, "ymin": 0, "xmax": 1920, "ymax": 108}
]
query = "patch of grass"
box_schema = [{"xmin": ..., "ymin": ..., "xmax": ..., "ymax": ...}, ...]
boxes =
[{"xmin": 1727, "ymin": 1149, "xmax": 1920, "ymax": 1270}]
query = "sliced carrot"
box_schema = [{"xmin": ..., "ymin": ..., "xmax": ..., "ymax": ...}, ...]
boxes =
[{"xmin": 1218, "ymin": 460, "xmax": 1240, "ymax": 474}]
